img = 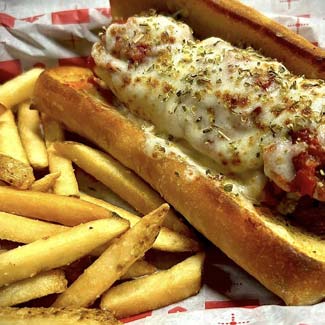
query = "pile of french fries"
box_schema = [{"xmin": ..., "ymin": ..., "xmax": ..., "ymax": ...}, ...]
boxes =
[{"xmin": 0, "ymin": 69, "xmax": 204, "ymax": 324}]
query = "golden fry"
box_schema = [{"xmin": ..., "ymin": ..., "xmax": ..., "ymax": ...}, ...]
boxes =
[
  {"xmin": 0, "ymin": 109, "xmax": 29, "ymax": 164},
  {"xmin": 76, "ymin": 168, "xmax": 137, "ymax": 213},
  {"xmin": 53, "ymin": 204, "xmax": 168, "ymax": 307},
  {"xmin": 0, "ymin": 186, "xmax": 112, "ymax": 226},
  {"xmin": 42, "ymin": 114, "xmax": 79, "ymax": 196},
  {"xmin": 0, "ymin": 154, "xmax": 34, "ymax": 189},
  {"xmin": 0, "ymin": 217, "xmax": 129, "ymax": 286},
  {"xmin": 80, "ymin": 193, "xmax": 200, "ymax": 252},
  {"xmin": 55, "ymin": 141, "xmax": 192, "ymax": 236},
  {"xmin": 0, "ymin": 307, "xmax": 121, "ymax": 325},
  {"xmin": 0, "ymin": 68, "xmax": 43, "ymax": 109},
  {"xmin": 0, "ymin": 270, "xmax": 67, "ymax": 307},
  {"xmin": 0, "ymin": 211, "xmax": 137, "ymax": 258},
  {"xmin": 0, "ymin": 211, "xmax": 67, "ymax": 243},
  {"xmin": 31, "ymin": 172, "xmax": 61, "ymax": 192},
  {"xmin": 17, "ymin": 100, "xmax": 48, "ymax": 169},
  {"xmin": 101, "ymin": 253, "xmax": 205, "ymax": 318},
  {"xmin": 121, "ymin": 259, "xmax": 157, "ymax": 280},
  {"xmin": 47, "ymin": 147, "xmax": 79, "ymax": 196}
]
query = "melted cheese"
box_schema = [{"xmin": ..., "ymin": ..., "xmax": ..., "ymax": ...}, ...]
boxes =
[
  {"xmin": 92, "ymin": 14, "xmax": 325, "ymax": 198},
  {"xmin": 104, "ymin": 96, "xmax": 267, "ymax": 203},
  {"xmin": 263, "ymin": 139, "xmax": 307, "ymax": 191}
]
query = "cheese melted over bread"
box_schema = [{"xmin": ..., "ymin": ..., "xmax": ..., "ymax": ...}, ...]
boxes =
[{"xmin": 92, "ymin": 14, "xmax": 325, "ymax": 202}]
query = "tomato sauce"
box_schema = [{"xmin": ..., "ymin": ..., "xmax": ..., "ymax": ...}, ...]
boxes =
[{"xmin": 290, "ymin": 129, "xmax": 325, "ymax": 198}]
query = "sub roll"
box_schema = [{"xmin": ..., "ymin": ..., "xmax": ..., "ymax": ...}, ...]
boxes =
[{"xmin": 34, "ymin": 0, "xmax": 325, "ymax": 306}]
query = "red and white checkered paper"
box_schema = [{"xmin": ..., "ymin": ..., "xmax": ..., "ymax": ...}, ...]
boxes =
[{"xmin": 1, "ymin": 0, "xmax": 325, "ymax": 324}]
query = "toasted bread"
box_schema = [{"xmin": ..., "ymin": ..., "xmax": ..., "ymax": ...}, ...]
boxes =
[
  {"xmin": 34, "ymin": 66, "xmax": 325, "ymax": 305},
  {"xmin": 110, "ymin": 0, "xmax": 325, "ymax": 80}
]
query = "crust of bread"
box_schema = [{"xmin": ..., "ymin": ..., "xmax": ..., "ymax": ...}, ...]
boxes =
[
  {"xmin": 34, "ymin": 66, "xmax": 325, "ymax": 305},
  {"xmin": 110, "ymin": 0, "xmax": 325, "ymax": 80}
]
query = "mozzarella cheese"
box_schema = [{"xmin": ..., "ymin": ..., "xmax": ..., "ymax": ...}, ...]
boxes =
[{"xmin": 92, "ymin": 14, "xmax": 325, "ymax": 200}]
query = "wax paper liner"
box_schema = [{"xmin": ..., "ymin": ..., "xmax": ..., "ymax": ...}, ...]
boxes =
[{"xmin": 1, "ymin": 0, "xmax": 325, "ymax": 324}]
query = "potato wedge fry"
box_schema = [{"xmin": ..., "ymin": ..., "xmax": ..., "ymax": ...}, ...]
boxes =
[
  {"xmin": 121, "ymin": 260, "xmax": 157, "ymax": 280},
  {"xmin": 53, "ymin": 204, "xmax": 168, "ymax": 307},
  {"xmin": 31, "ymin": 172, "xmax": 61, "ymax": 192},
  {"xmin": 0, "ymin": 186, "xmax": 112, "ymax": 226},
  {"xmin": 42, "ymin": 115, "xmax": 78, "ymax": 196},
  {"xmin": 17, "ymin": 101, "xmax": 48, "ymax": 169},
  {"xmin": 55, "ymin": 141, "xmax": 192, "ymax": 236},
  {"xmin": 0, "ymin": 211, "xmax": 67, "ymax": 243},
  {"xmin": 0, "ymin": 307, "xmax": 121, "ymax": 325},
  {"xmin": 0, "ymin": 154, "xmax": 34, "ymax": 189},
  {"xmin": 0, "ymin": 68, "xmax": 43, "ymax": 109},
  {"xmin": 0, "ymin": 270, "xmax": 67, "ymax": 307},
  {"xmin": 101, "ymin": 252, "xmax": 205, "ymax": 318},
  {"xmin": 0, "ymin": 217, "xmax": 129, "ymax": 287},
  {"xmin": 80, "ymin": 193, "xmax": 200, "ymax": 252},
  {"xmin": 0, "ymin": 109, "xmax": 29, "ymax": 164}
]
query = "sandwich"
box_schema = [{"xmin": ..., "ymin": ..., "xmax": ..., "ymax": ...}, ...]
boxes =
[{"xmin": 33, "ymin": 0, "xmax": 325, "ymax": 305}]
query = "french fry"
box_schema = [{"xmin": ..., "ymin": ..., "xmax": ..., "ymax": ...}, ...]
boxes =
[
  {"xmin": 0, "ymin": 68, "xmax": 43, "ymax": 109},
  {"xmin": 121, "ymin": 259, "xmax": 157, "ymax": 280},
  {"xmin": 17, "ymin": 100, "xmax": 48, "ymax": 169},
  {"xmin": 47, "ymin": 147, "xmax": 78, "ymax": 196},
  {"xmin": 42, "ymin": 114, "xmax": 79, "ymax": 196},
  {"xmin": 0, "ymin": 211, "xmax": 67, "ymax": 243},
  {"xmin": 55, "ymin": 141, "xmax": 192, "ymax": 236},
  {"xmin": 31, "ymin": 172, "xmax": 61, "ymax": 192},
  {"xmin": 100, "ymin": 252, "xmax": 205, "ymax": 318},
  {"xmin": 0, "ymin": 211, "xmax": 135, "ymax": 259},
  {"xmin": 53, "ymin": 204, "xmax": 168, "ymax": 307},
  {"xmin": 80, "ymin": 192, "xmax": 200, "ymax": 252},
  {"xmin": 0, "ymin": 186, "xmax": 112, "ymax": 226},
  {"xmin": 0, "ymin": 109, "xmax": 29, "ymax": 164},
  {"xmin": 0, "ymin": 307, "xmax": 121, "ymax": 325},
  {"xmin": 70, "ymin": 258, "xmax": 156, "ymax": 279},
  {"xmin": 76, "ymin": 168, "xmax": 138, "ymax": 214},
  {"xmin": 0, "ymin": 154, "xmax": 35, "ymax": 189},
  {"xmin": 0, "ymin": 217, "xmax": 129, "ymax": 287},
  {"xmin": 0, "ymin": 270, "xmax": 67, "ymax": 307}
]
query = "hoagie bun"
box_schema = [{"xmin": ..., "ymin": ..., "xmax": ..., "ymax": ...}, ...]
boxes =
[
  {"xmin": 110, "ymin": 0, "xmax": 325, "ymax": 80},
  {"xmin": 33, "ymin": 0, "xmax": 325, "ymax": 305}
]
